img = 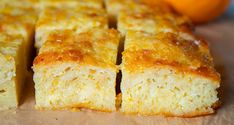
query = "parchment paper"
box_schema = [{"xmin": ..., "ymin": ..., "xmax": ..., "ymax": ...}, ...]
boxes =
[{"xmin": 0, "ymin": 16, "xmax": 233, "ymax": 125}]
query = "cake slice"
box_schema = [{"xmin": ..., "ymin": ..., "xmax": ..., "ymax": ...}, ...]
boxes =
[
  {"xmin": 35, "ymin": 6, "xmax": 108, "ymax": 49},
  {"xmin": 0, "ymin": 34, "xmax": 28, "ymax": 110},
  {"xmin": 33, "ymin": 29, "xmax": 120, "ymax": 111},
  {"xmin": 0, "ymin": 5, "xmax": 37, "ymax": 40},
  {"xmin": 117, "ymin": 10, "xmax": 194, "ymax": 40},
  {"xmin": 0, "ymin": 5, "xmax": 37, "ymax": 66},
  {"xmin": 0, "ymin": 5, "xmax": 37, "ymax": 110},
  {"xmin": 120, "ymin": 31, "xmax": 220, "ymax": 117},
  {"xmin": 105, "ymin": 0, "xmax": 149, "ymax": 25}
]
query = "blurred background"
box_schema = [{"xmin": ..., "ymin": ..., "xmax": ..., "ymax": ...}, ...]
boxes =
[{"xmin": 222, "ymin": 0, "xmax": 234, "ymax": 19}]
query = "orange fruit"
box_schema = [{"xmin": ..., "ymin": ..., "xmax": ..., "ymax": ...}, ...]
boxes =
[{"xmin": 164, "ymin": 0, "xmax": 230, "ymax": 23}]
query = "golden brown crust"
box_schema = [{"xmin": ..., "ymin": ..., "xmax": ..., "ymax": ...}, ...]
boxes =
[
  {"xmin": 123, "ymin": 56, "xmax": 220, "ymax": 82},
  {"xmin": 33, "ymin": 50, "xmax": 117, "ymax": 70},
  {"xmin": 154, "ymin": 11, "xmax": 193, "ymax": 32},
  {"xmin": 0, "ymin": 5, "xmax": 37, "ymax": 40},
  {"xmin": 38, "ymin": 0, "xmax": 103, "ymax": 9},
  {"xmin": 33, "ymin": 50, "xmax": 83, "ymax": 65},
  {"xmin": 44, "ymin": 29, "xmax": 119, "ymax": 46},
  {"xmin": 123, "ymin": 31, "xmax": 220, "ymax": 82},
  {"xmin": 36, "ymin": 6, "xmax": 107, "ymax": 28},
  {"xmin": 0, "ymin": 15, "xmax": 34, "ymax": 34},
  {"xmin": 115, "ymin": 0, "xmax": 193, "ymax": 38},
  {"xmin": 0, "ymin": 0, "xmax": 38, "ymax": 8},
  {"xmin": 139, "ymin": 0, "xmax": 194, "ymax": 31}
]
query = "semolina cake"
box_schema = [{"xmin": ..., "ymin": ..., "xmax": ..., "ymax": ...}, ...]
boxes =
[
  {"xmin": 0, "ymin": 5, "xmax": 37, "ymax": 41},
  {"xmin": 120, "ymin": 31, "xmax": 220, "ymax": 117},
  {"xmin": 35, "ymin": 6, "xmax": 108, "ymax": 49},
  {"xmin": 0, "ymin": 34, "xmax": 28, "ymax": 110},
  {"xmin": 105, "ymin": 0, "xmax": 193, "ymax": 39},
  {"xmin": 33, "ymin": 29, "xmax": 120, "ymax": 111},
  {"xmin": 0, "ymin": 5, "xmax": 37, "ymax": 110},
  {"xmin": 104, "ymin": 0, "xmax": 150, "ymax": 25},
  {"xmin": 0, "ymin": 4, "xmax": 38, "ymax": 65},
  {"xmin": 117, "ymin": 10, "xmax": 194, "ymax": 40}
]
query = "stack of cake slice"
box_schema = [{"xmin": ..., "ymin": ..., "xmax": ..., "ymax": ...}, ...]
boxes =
[
  {"xmin": 0, "ymin": 2, "xmax": 37, "ymax": 110},
  {"xmin": 109, "ymin": 0, "xmax": 221, "ymax": 117}
]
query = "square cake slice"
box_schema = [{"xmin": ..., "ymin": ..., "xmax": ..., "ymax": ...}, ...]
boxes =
[
  {"xmin": 120, "ymin": 31, "xmax": 220, "ymax": 117},
  {"xmin": 33, "ymin": 29, "xmax": 120, "ymax": 111},
  {"xmin": 0, "ymin": 5, "xmax": 37, "ymax": 68},
  {"xmin": 0, "ymin": 5, "xmax": 37, "ymax": 40},
  {"xmin": 35, "ymin": 6, "xmax": 108, "ymax": 49},
  {"xmin": 105, "ymin": 0, "xmax": 150, "ymax": 25},
  {"xmin": 0, "ymin": 34, "xmax": 27, "ymax": 110},
  {"xmin": 0, "ymin": 5, "xmax": 37, "ymax": 110},
  {"xmin": 117, "ymin": 11, "xmax": 194, "ymax": 40}
]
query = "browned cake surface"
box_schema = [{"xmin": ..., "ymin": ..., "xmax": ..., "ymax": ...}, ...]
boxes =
[
  {"xmin": 34, "ymin": 29, "xmax": 120, "ymax": 69},
  {"xmin": 123, "ymin": 31, "xmax": 220, "ymax": 82}
]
